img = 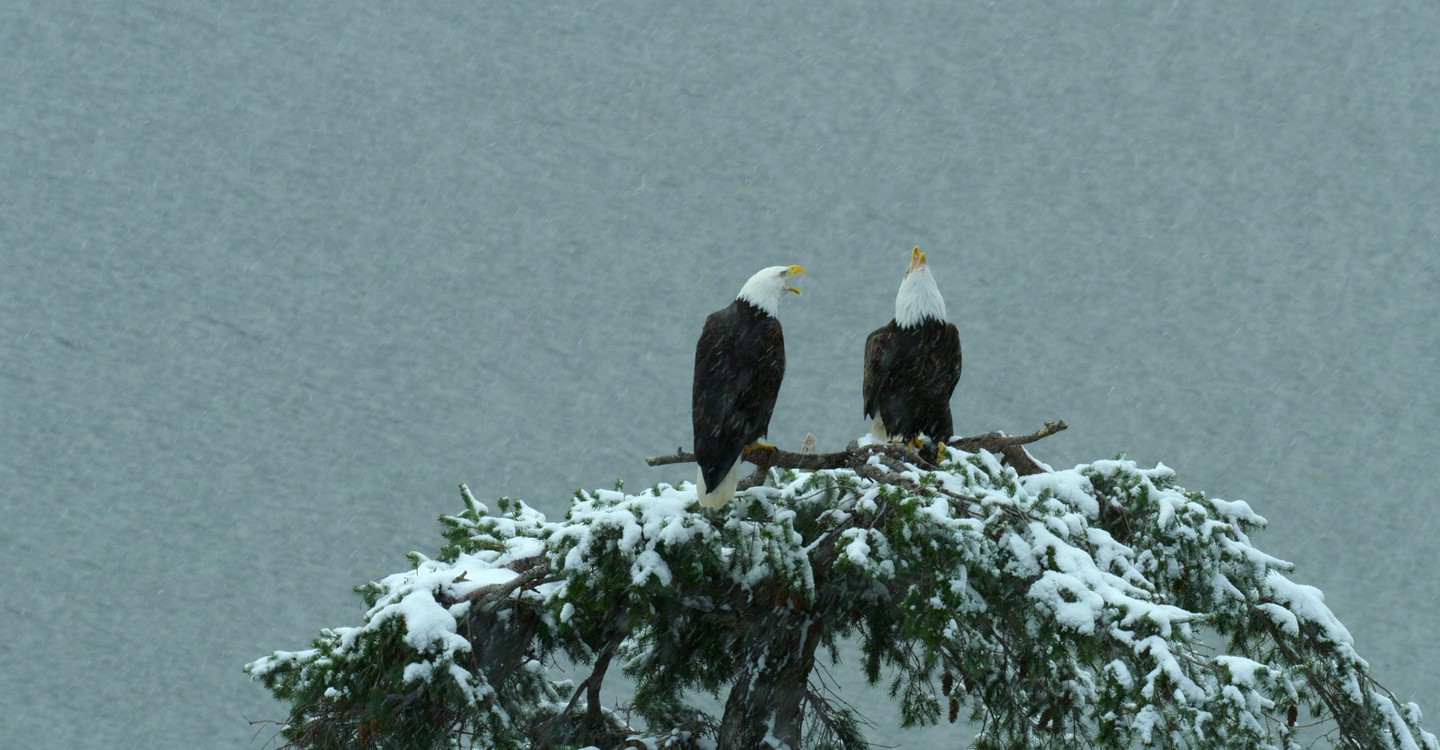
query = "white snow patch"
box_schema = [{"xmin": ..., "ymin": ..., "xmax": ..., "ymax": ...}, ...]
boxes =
[
  {"xmin": 843, "ymin": 530, "xmax": 871, "ymax": 567},
  {"xmin": 1265, "ymin": 571, "xmax": 1362, "ymax": 662},
  {"xmin": 1022, "ymin": 469, "xmax": 1099, "ymax": 518},
  {"xmin": 393, "ymin": 589, "xmax": 472, "ymax": 654},
  {"xmin": 633, "ymin": 549, "xmax": 672, "ymax": 586},
  {"xmin": 1029, "ymin": 570, "xmax": 1105, "ymax": 633},
  {"xmin": 1215, "ymin": 655, "xmax": 1266, "ymax": 686},
  {"xmin": 403, "ymin": 660, "xmax": 435, "ymax": 684}
]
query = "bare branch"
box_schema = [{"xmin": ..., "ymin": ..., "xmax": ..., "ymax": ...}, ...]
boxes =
[
  {"xmin": 462, "ymin": 557, "xmax": 552, "ymax": 604},
  {"xmin": 645, "ymin": 421, "xmax": 1068, "ymax": 475},
  {"xmin": 645, "ymin": 445, "xmax": 852, "ymax": 470},
  {"xmin": 944, "ymin": 420, "xmax": 1068, "ymax": 453},
  {"xmin": 999, "ymin": 445, "xmax": 1048, "ymax": 477}
]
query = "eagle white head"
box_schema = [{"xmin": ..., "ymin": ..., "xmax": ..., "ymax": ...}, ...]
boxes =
[
  {"xmin": 737, "ymin": 264, "xmax": 806, "ymax": 317},
  {"xmin": 894, "ymin": 247, "xmax": 946, "ymax": 328}
]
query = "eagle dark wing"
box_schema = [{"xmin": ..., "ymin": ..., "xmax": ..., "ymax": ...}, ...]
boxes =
[
  {"xmin": 744, "ymin": 320, "xmax": 785, "ymax": 439},
  {"xmin": 939, "ymin": 322, "xmax": 962, "ymax": 401},
  {"xmin": 863, "ymin": 322, "xmax": 897, "ymax": 420},
  {"xmin": 925, "ymin": 321, "xmax": 962, "ymax": 441}
]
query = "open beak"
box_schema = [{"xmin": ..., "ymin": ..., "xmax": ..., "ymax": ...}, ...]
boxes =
[
  {"xmin": 906, "ymin": 246, "xmax": 927, "ymax": 274},
  {"xmin": 786, "ymin": 264, "xmax": 805, "ymax": 295}
]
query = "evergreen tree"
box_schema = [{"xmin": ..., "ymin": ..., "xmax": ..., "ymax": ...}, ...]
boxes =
[{"xmin": 247, "ymin": 425, "xmax": 1436, "ymax": 750}]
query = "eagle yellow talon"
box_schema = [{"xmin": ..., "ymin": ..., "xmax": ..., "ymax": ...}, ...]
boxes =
[
  {"xmin": 937, "ymin": 442, "xmax": 949, "ymax": 462},
  {"xmin": 747, "ymin": 440, "xmax": 778, "ymax": 452}
]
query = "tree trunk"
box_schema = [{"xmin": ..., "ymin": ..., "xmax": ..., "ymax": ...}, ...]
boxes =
[{"xmin": 718, "ymin": 611, "xmax": 824, "ymax": 750}]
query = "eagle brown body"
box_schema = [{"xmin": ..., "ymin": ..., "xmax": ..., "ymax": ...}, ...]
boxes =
[
  {"xmin": 863, "ymin": 318, "xmax": 962, "ymax": 442},
  {"xmin": 863, "ymin": 247, "xmax": 962, "ymax": 445}
]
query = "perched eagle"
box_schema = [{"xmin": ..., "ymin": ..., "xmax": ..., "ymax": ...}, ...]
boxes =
[
  {"xmin": 692, "ymin": 265, "xmax": 805, "ymax": 508},
  {"xmin": 863, "ymin": 247, "xmax": 962, "ymax": 448}
]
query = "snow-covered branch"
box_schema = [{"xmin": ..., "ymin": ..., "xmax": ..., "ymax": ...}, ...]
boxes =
[{"xmin": 248, "ymin": 429, "xmax": 1436, "ymax": 750}]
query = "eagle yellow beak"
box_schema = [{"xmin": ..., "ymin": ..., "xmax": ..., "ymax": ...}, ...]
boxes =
[
  {"xmin": 906, "ymin": 246, "xmax": 927, "ymax": 274},
  {"xmin": 785, "ymin": 264, "xmax": 805, "ymax": 295}
]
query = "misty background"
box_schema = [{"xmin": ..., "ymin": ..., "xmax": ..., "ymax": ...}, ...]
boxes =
[{"xmin": 3, "ymin": 2, "xmax": 1437, "ymax": 747}]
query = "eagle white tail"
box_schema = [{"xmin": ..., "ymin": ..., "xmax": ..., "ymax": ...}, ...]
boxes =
[{"xmin": 696, "ymin": 458, "xmax": 743, "ymax": 509}]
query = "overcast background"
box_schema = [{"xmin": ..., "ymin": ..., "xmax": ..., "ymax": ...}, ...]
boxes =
[{"xmin": 3, "ymin": 2, "xmax": 1438, "ymax": 747}]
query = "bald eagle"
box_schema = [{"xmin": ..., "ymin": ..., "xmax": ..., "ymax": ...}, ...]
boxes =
[
  {"xmin": 692, "ymin": 265, "xmax": 805, "ymax": 508},
  {"xmin": 864, "ymin": 247, "xmax": 961, "ymax": 449}
]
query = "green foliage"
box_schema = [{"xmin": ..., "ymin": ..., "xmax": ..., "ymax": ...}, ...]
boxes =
[{"xmin": 248, "ymin": 452, "xmax": 1437, "ymax": 750}]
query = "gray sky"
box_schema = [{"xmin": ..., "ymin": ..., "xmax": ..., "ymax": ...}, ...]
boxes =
[{"xmin": 3, "ymin": 2, "xmax": 1437, "ymax": 747}]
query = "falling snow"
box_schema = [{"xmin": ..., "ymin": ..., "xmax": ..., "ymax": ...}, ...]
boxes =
[{"xmin": 7, "ymin": 3, "xmax": 1440, "ymax": 748}]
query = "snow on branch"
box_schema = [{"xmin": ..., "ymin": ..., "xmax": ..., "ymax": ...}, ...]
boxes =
[{"xmin": 248, "ymin": 427, "xmax": 1437, "ymax": 750}]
